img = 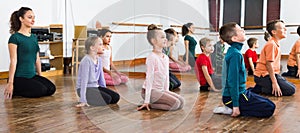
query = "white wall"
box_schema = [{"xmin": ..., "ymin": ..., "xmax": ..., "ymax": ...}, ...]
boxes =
[
  {"xmin": 1, "ymin": 0, "xmax": 299, "ymax": 72},
  {"xmin": 279, "ymin": 0, "xmax": 300, "ymax": 55},
  {"xmin": 67, "ymin": 0, "xmax": 210, "ymax": 60}
]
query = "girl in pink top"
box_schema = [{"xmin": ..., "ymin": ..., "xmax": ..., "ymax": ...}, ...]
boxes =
[
  {"xmin": 137, "ymin": 24, "xmax": 184, "ymax": 111},
  {"xmin": 98, "ymin": 29, "xmax": 129, "ymax": 86}
]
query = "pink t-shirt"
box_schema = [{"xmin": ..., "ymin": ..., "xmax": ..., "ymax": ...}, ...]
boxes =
[{"xmin": 142, "ymin": 52, "xmax": 169, "ymax": 103}]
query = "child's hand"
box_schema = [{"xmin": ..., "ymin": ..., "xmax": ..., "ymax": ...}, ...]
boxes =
[
  {"xmin": 297, "ymin": 69, "xmax": 300, "ymax": 79},
  {"xmin": 111, "ymin": 72, "xmax": 119, "ymax": 79},
  {"xmin": 209, "ymin": 87, "xmax": 221, "ymax": 92},
  {"xmin": 231, "ymin": 107, "xmax": 240, "ymax": 117},
  {"xmin": 75, "ymin": 102, "xmax": 90, "ymax": 107},
  {"xmin": 137, "ymin": 103, "xmax": 150, "ymax": 111},
  {"xmin": 4, "ymin": 83, "xmax": 14, "ymax": 99},
  {"xmin": 272, "ymin": 83, "xmax": 282, "ymax": 96}
]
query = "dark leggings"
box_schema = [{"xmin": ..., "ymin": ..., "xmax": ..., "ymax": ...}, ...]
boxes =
[
  {"xmin": 247, "ymin": 63, "xmax": 256, "ymax": 75},
  {"xmin": 77, "ymin": 87, "xmax": 120, "ymax": 105},
  {"xmin": 223, "ymin": 90, "xmax": 275, "ymax": 118},
  {"xmin": 183, "ymin": 52, "xmax": 196, "ymax": 67},
  {"xmin": 254, "ymin": 74, "xmax": 296, "ymax": 96},
  {"xmin": 199, "ymin": 74, "xmax": 222, "ymax": 91},
  {"xmin": 282, "ymin": 65, "xmax": 298, "ymax": 78},
  {"xmin": 13, "ymin": 75, "xmax": 56, "ymax": 98}
]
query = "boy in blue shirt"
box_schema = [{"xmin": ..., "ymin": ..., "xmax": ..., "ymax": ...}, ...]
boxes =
[{"xmin": 219, "ymin": 22, "xmax": 275, "ymax": 117}]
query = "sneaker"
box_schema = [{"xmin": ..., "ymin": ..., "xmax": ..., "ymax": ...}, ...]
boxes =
[{"xmin": 213, "ymin": 106, "xmax": 233, "ymax": 115}]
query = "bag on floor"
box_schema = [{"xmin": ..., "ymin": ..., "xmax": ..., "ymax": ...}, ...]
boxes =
[{"xmin": 169, "ymin": 72, "xmax": 181, "ymax": 91}]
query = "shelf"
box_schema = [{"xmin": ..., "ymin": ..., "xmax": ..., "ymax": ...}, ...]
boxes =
[
  {"xmin": 38, "ymin": 41, "xmax": 63, "ymax": 44},
  {"xmin": 40, "ymin": 55, "xmax": 63, "ymax": 59},
  {"xmin": 41, "ymin": 70, "xmax": 63, "ymax": 77},
  {"xmin": 50, "ymin": 24, "xmax": 63, "ymax": 29},
  {"xmin": 36, "ymin": 24, "xmax": 64, "ymax": 76}
]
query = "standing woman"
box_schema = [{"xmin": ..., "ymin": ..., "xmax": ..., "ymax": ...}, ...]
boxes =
[
  {"xmin": 137, "ymin": 24, "xmax": 184, "ymax": 111},
  {"xmin": 4, "ymin": 7, "xmax": 56, "ymax": 99},
  {"xmin": 182, "ymin": 22, "xmax": 197, "ymax": 68}
]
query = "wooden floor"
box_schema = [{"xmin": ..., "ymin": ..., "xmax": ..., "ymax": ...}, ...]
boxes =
[{"xmin": 1, "ymin": 70, "xmax": 300, "ymax": 132}]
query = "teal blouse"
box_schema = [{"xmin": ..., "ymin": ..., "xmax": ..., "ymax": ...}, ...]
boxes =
[{"xmin": 8, "ymin": 32, "xmax": 39, "ymax": 78}]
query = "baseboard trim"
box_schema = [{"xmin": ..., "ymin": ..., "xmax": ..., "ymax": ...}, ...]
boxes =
[
  {"xmin": 113, "ymin": 58, "xmax": 146, "ymax": 67},
  {"xmin": 0, "ymin": 71, "xmax": 8, "ymax": 80}
]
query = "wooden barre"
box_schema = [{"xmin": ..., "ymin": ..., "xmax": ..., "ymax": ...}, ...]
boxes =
[
  {"xmin": 242, "ymin": 25, "xmax": 266, "ymax": 29},
  {"xmin": 170, "ymin": 24, "xmax": 211, "ymax": 30},
  {"xmin": 290, "ymin": 32, "xmax": 297, "ymax": 34},
  {"xmin": 245, "ymin": 32, "xmax": 265, "ymax": 35},
  {"xmin": 286, "ymin": 24, "xmax": 300, "ymax": 27},
  {"xmin": 112, "ymin": 22, "xmax": 163, "ymax": 27},
  {"xmin": 242, "ymin": 24, "xmax": 300, "ymax": 29},
  {"xmin": 208, "ymin": 32, "xmax": 265, "ymax": 36},
  {"xmin": 112, "ymin": 31, "xmax": 147, "ymax": 34},
  {"xmin": 108, "ymin": 31, "xmax": 205, "ymax": 35}
]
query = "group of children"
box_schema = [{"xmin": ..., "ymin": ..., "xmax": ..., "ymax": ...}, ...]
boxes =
[
  {"xmin": 76, "ymin": 20, "xmax": 298, "ymax": 118},
  {"xmin": 6, "ymin": 7, "xmax": 298, "ymax": 120}
]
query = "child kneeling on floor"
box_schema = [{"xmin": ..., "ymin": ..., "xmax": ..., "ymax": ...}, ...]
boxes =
[
  {"xmin": 137, "ymin": 24, "xmax": 184, "ymax": 111},
  {"xmin": 216, "ymin": 22, "xmax": 275, "ymax": 117},
  {"xmin": 195, "ymin": 37, "xmax": 221, "ymax": 92},
  {"xmin": 76, "ymin": 36, "xmax": 120, "ymax": 107}
]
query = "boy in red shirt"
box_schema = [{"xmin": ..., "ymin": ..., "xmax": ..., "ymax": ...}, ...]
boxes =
[
  {"xmin": 195, "ymin": 37, "xmax": 220, "ymax": 92},
  {"xmin": 244, "ymin": 38, "xmax": 259, "ymax": 75}
]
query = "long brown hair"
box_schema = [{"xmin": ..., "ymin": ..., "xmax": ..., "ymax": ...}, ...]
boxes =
[
  {"xmin": 181, "ymin": 22, "xmax": 193, "ymax": 36},
  {"xmin": 9, "ymin": 7, "xmax": 32, "ymax": 34}
]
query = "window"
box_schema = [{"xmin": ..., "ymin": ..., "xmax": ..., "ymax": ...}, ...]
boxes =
[
  {"xmin": 222, "ymin": 0, "xmax": 241, "ymax": 25},
  {"xmin": 244, "ymin": 0, "xmax": 263, "ymax": 29},
  {"xmin": 209, "ymin": 0, "xmax": 281, "ymax": 31}
]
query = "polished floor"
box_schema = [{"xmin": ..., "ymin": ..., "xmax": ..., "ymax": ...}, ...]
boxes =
[
  {"xmin": 0, "ymin": 56, "xmax": 298, "ymax": 133},
  {"xmin": 0, "ymin": 69, "xmax": 300, "ymax": 133}
]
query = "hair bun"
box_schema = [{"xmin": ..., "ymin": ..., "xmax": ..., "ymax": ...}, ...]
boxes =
[{"xmin": 148, "ymin": 24, "xmax": 158, "ymax": 30}]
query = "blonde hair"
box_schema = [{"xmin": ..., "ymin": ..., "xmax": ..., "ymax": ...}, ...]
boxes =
[
  {"xmin": 199, "ymin": 37, "xmax": 213, "ymax": 51},
  {"xmin": 146, "ymin": 24, "xmax": 162, "ymax": 45},
  {"xmin": 85, "ymin": 36, "xmax": 102, "ymax": 54}
]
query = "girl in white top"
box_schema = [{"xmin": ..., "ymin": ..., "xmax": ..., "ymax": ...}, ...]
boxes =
[
  {"xmin": 137, "ymin": 24, "xmax": 184, "ymax": 111},
  {"xmin": 98, "ymin": 29, "xmax": 129, "ymax": 86},
  {"xmin": 164, "ymin": 28, "xmax": 191, "ymax": 72}
]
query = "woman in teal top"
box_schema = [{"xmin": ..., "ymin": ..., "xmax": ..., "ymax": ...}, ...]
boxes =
[
  {"xmin": 182, "ymin": 22, "xmax": 197, "ymax": 67},
  {"xmin": 4, "ymin": 7, "xmax": 56, "ymax": 99}
]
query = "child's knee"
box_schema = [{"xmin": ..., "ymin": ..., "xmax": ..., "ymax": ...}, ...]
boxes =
[
  {"xmin": 287, "ymin": 88, "xmax": 296, "ymax": 96},
  {"xmin": 171, "ymin": 99, "xmax": 181, "ymax": 110},
  {"xmin": 266, "ymin": 102, "xmax": 276, "ymax": 117},
  {"xmin": 283, "ymin": 87, "xmax": 296, "ymax": 96}
]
